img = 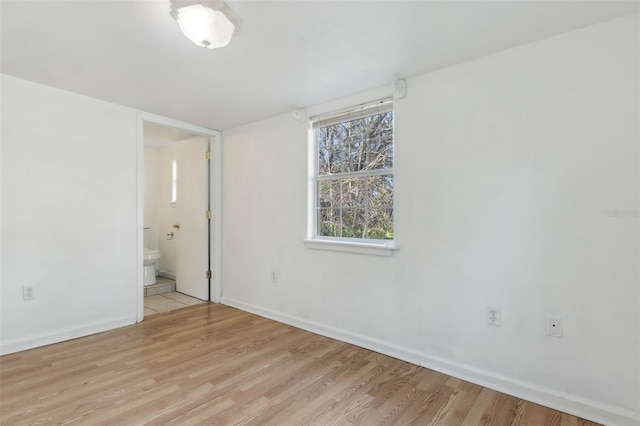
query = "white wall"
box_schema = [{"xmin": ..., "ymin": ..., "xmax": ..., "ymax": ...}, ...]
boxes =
[
  {"xmin": 221, "ymin": 15, "xmax": 639, "ymax": 425},
  {"xmin": 143, "ymin": 147, "xmax": 158, "ymax": 244},
  {"xmin": 1, "ymin": 75, "xmax": 139, "ymax": 353}
]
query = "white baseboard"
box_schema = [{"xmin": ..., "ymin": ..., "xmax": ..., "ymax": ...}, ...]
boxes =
[
  {"xmin": 0, "ymin": 316, "xmax": 137, "ymax": 356},
  {"xmin": 158, "ymin": 270, "xmax": 176, "ymax": 280},
  {"xmin": 221, "ymin": 297, "xmax": 639, "ymax": 426}
]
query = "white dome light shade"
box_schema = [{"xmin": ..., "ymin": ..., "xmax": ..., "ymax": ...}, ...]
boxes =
[{"xmin": 171, "ymin": 1, "xmax": 240, "ymax": 49}]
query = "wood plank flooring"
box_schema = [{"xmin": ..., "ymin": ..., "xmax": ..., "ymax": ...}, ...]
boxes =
[{"xmin": 0, "ymin": 303, "xmax": 600, "ymax": 425}]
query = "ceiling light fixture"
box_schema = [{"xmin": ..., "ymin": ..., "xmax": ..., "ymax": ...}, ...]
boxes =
[{"xmin": 170, "ymin": 0, "xmax": 241, "ymax": 49}]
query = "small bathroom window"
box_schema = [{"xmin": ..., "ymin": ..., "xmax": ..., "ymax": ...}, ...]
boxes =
[{"xmin": 171, "ymin": 160, "xmax": 177, "ymax": 205}]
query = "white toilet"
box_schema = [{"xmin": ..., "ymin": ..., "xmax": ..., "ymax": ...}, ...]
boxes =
[
  {"xmin": 144, "ymin": 248, "xmax": 161, "ymax": 285},
  {"xmin": 143, "ymin": 227, "xmax": 161, "ymax": 286}
]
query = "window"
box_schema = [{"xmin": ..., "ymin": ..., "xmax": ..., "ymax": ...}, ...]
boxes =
[
  {"xmin": 171, "ymin": 159, "xmax": 178, "ymax": 204},
  {"xmin": 310, "ymin": 99, "xmax": 394, "ymax": 245}
]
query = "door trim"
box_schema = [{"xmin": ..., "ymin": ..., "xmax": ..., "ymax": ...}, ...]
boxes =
[{"xmin": 136, "ymin": 113, "xmax": 223, "ymax": 322}]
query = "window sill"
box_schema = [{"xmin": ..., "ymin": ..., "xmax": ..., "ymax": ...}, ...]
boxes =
[{"xmin": 304, "ymin": 238, "xmax": 398, "ymax": 257}]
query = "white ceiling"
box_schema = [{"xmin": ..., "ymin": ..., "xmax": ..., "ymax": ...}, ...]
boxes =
[{"xmin": 2, "ymin": 1, "xmax": 637, "ymax": 131}]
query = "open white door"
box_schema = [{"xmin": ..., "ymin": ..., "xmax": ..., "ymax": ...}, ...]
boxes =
[{"xmin": 175, "ymin": 137, "xmax": 209, "ymax": 300}]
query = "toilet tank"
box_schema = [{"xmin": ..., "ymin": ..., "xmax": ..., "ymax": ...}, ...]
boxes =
[{"xmin": 143, "ymin": 226, "xmax": 159, "ymax": 250}]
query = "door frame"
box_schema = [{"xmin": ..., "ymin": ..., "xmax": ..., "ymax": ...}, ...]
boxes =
[{"xmin": 136, "ymin": 112, "xmax": 223, "ymax": 322}]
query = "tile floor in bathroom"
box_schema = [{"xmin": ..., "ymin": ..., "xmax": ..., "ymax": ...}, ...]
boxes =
[{"xmin": 144, "ymin": 276, "xmax": 206, "ymax": 316}]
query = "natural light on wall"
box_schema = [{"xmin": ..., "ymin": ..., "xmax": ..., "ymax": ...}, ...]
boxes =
[{"xmin": 170, "ymin": 0, "xmax": 241, "ymax": 49}]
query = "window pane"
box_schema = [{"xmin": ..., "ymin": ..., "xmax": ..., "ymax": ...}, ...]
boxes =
[
  {"xmin": 366, "ymin": 175, "xmax": 393, "ymax": 207},
  {"xmin": 340, "ymin": 177, "xmax": 365, "ymax": 208},
  {"xmin": 366, "ymin": 208, "xmax": 394, "ymax": 240},
  {"xmin": 316, "ymin": 176, "xmax": 394, "ymax": 240},
  {"xmin": 364, "ymin": 112, "xmax": 393, "ymax": 170},
  {"xmin": 318, "ymin": 180, "xmax": 340, "ymax": 208},
  {"xmin": 318, "ymin": 128, "xmax": 330, "ymax": 174},
  {"xmin": 318, "ymin": 208, "xmax": 341, "ymax": 237},
  {"xmin": 318, "ymin": 111, "xmax": 393, "ymax": 175},
  {"xmin": 341, "ymin": 208, "xmax": 366, "ymax": 238},
  {"xmin": 171, "ymin": 159, "xmax": 177, "ymax": 203}
]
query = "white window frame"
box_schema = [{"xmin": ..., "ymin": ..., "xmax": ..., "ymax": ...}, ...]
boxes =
[{"xmin": 305, "ymin": 98, "xmax": 398, "ymax": 256}]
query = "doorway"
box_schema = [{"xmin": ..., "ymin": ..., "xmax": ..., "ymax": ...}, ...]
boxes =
[{"xmin": 136, "ymin": 113, "xmax": 222, "ymax": 322}]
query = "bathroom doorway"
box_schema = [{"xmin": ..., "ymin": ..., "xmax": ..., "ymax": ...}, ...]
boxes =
[{"xmin": 136, "ymin": 113, "xmax": 222, "ymax": 322}]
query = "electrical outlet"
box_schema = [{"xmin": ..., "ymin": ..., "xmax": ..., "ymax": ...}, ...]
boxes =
[
  {"xmin": 546, "ymin": 316, "xmax": 563, "ymax": 338},
  {"xmin": 23, "ymin": 286, "xmax": 35, "ymax": 301},
  {"xmin": 486, "ymin": 306, "xmax": 501, "ymax": 326}
]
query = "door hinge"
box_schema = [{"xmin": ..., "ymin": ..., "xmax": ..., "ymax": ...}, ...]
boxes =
[
  {"xmin": 206, "ymin": 270, "xmax": 212, "ymax": 279},
  {"xmin": 205, "ymin": 151, "xmax": 212, "ymax": 160},
  {"xmin": 206, "ymin": 210, "xmax": 212, "ymax": 219}
]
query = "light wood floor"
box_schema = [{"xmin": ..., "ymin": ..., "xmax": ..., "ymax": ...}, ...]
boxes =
[{"xmin": 0, "ymin": 303, "xmax": 600, "ymax": 425}]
